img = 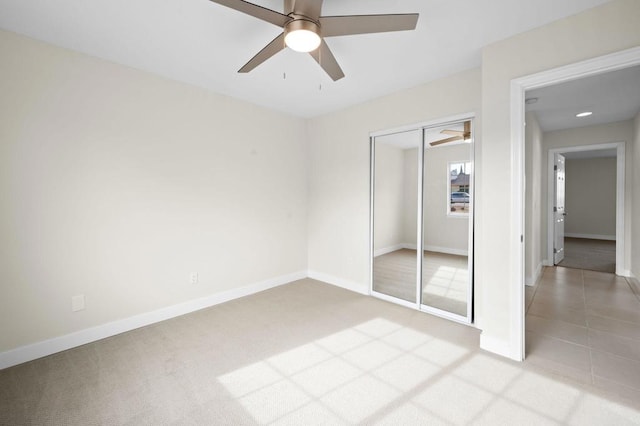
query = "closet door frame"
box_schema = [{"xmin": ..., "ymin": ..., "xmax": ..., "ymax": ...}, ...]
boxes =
[
  {"xmin": 420, "ymin": 119, "xmax": 474, "ymax": 324},
  {"xmin": 369, "ymin": 112, "xmax": 476, "ymax": 324}
]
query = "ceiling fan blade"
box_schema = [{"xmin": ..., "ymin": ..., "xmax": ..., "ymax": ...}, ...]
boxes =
[
  {"xmin": 464, "ymin": 120, "xmax": 471, "ymax": 138},
  {"xmin": 441, "ymin": 129, "xmax": 463, "ymax": 136},
  {"xmin": 286, "ymin": 0, "xmax": 324, "ymax": 19},
  {"xmin": 309, "ymin": 40, "xmax": 345, "ymax": 81},
  {"xmin": 430, "ymin": 136, "xmax": 462, "ymax": 146},
  {"xmin": 319, "ymin": 14, "xmax": 419, "ymax": 37},
  {"xmin": 208, "ymin": 0, "xmax": 290, "ymax": 27},
  {"xmin": 238, "ymin": 33, "xmax": 285, "ymax": 73}
]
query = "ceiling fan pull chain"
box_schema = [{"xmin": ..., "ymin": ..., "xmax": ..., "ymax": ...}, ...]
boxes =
[{"xmin": 318, "ymin": 47, "xmax": 322, "ymax": 91}]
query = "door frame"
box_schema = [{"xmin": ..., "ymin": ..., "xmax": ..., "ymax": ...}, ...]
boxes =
[
  {"xmin": 551, "ymin": 153, "xmax": 567, "ymax": 265},
  {"xmin": 546, "ymin": 143, "xmax": 625, "ymax": 274},
  {"xmin": 510, "ymin": 46, "xmax": 640, "ymax": 361}
]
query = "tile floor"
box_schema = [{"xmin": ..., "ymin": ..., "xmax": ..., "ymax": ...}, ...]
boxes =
[{"xmin": 525, "ymin": 266, "xmax": 640, "ymax": 399}]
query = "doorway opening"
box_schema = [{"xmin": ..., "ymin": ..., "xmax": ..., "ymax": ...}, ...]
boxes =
[
  {"xmin": 547, "ymin": 145, "xmax": 623, "ymax": 274},
  {"xmin": 510, "ymin": 46, "xmax": 640, "ymax": 361}
]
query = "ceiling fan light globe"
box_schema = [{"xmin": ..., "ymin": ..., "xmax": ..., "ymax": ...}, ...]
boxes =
[
  {"xmin": 284, "ymin": 19, "xmax": 321, "ymax": 53},
  {"xmin": 285, "ymin": 29, "xmax": 321, "ymax": 52}
]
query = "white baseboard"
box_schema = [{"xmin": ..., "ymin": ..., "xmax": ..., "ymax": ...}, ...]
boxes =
[
  {"xmin": 565, "ymin": 233, "xmax": 616, "ymax": 241},
  {"xmin": 0, "ymin": 270, "xmax": 307, "ymax": 370},
  {"xmin": 480, "ymin": 333, "xmax": 521, "ymax": 361},
  {"xmin": 423, "ymin": 245, "xmax": 468, "ymax": 256},
  {"xmin": 542, "ymin": 259, "xmax": 553, "ymax": 267},
  {"xmin": 628, "ymin": 274, "xmax": 640, "ymax": 297},
  {"xmin": 525, "ymin": 262, "xmax": 543, "ymax": 287},
  {"xmin": 374, "ymin": 244, "xmax": 467, "ymax": 257},
  {"xmin": 617, "ymin": 268, "xmax": 631, "ymax": 278},
  {"xmin": 374, "ymin": 244, "xmax": 406, "ymax": 257},
  {"xmin": 307, "ymin": 270, "xmax": 369, "ymax": 295}
]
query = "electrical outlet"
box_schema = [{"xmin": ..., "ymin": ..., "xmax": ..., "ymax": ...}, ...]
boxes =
[
  {"xmin": 72, "ymin": 295, "xmax": 85, "ymax": 312},
  {"xmin": 190, "ymin": 272, "xmax": 199, "ymax": 285}
]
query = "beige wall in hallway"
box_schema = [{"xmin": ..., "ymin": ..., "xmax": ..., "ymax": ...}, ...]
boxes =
[
  {"xmin": 0, "ymin": 30, "xmax": 308, "ymax": 353},
  {"xmin": 565, "ymin": 157, "xmax": 617, "ymax": 239},
  {"xmin": 524, "ymin": 112, "xmax": 543, "ymax": 286},
  {"xmin": 564, "ymin": 157, "xmax": 616, "ymax": 240},
  {"xmin": 633, "ymin": 112, "xmax": 640, "ymax": 279}
]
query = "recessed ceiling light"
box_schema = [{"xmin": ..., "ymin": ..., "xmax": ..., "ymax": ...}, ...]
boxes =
[{"xmin": 576, "ymin": 111, "xmax": 593, "ymax": 118}]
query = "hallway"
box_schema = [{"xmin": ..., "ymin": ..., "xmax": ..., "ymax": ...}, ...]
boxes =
[{"xmin": 525, "ymin": 267, "xmax": 640, "ymax": 399}]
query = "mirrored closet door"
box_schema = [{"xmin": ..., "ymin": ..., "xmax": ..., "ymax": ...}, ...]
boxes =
[
  {"xmin": 421, "ymin": 121, "xmax": 473, "ymax": 321},
  {"xmin": 371, "ymin": 129, "xmax": 421, "ymax": 305},
  {"xmin": 371, "ymin": 118, "xmax": 474, "ymax": 323}
]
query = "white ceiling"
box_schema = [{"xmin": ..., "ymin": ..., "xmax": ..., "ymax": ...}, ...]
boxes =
[
  {"xmin": 0, "ymin": 0, "xmax": 612, "ymax": 117},
  {"xmin": 526, "ymin": 65, "xmax": 640, "ymax": 132}
]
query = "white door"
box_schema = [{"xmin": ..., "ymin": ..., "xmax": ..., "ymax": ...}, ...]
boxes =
[{"xmin": 553, "ymin": 153, "xmax": 566, "ymax": 264}]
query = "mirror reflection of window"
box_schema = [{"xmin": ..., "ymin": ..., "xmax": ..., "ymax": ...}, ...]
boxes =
[{"xmin": 449, "ymin": 162, "xmax": 471, "ymax": 215}]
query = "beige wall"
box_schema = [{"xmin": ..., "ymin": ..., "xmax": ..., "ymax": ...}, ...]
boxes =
[
  {"xmin": 376, "ymin": 142, "xmax": 470, "ymax": 254},
  {"xmin": 424, "ymin": 143, "xmax": 470, "ymax": 253},
  {"xmin": 0, "ymin": 30, "xmax": 308, "ymax": 352},
  {"xmin": 541, "ymin": 120, "xmax": 633, "ymax": 267},
  {"xmin": 480, "ymin": 0, "xmax": 640, "ymax": 357},
  {"xmin": 565, "ymin": 158, "xmax": 617, "ymax": 238},
  {"xmin": 307, "ymin": 68, "xmax": 481, "ymax": 293},
  {"xmin": 373, "ymin": 143, "xmax": 406, "ymax": 252},
  {"xmin": 402, "ymin": 148, "xmax": 419, "ymax": 246},
  {"xmin": 633, "ymin": 111, "xmax": 640, "ymax": 279},
  {"xmin": 524, "ymin": 112, "xmax": 543, "ymax": 285}
]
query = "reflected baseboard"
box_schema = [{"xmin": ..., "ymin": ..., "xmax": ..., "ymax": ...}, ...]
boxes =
[
  {"xmin": 423, "ymin": 245, "xmax": 468, "ymax": 257},
  {"xmin": 374, "ymin": 244, "xmax": 408, "ymax": 257},
  {"xmin": 374, "ymin": 243, "xmax": 467, "ymax": 257}
]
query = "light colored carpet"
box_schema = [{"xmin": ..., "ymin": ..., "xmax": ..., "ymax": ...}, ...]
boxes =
[
  {"xmin": 373, "ymin": 249, "xmax": 468, "ymax": 316},
  {"xmin": 2, "ymin": 278, "xmax": 640, "ymax": 425},
  {"xmin": 557, "ymin": 237, "xmax": 616, "ymax": 273}
]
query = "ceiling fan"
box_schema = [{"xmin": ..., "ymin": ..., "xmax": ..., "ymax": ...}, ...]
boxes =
[
  {"xmin": 208, "ymin": 0, "xmax": 419, "ymax": 81},
  {"xmin": 430, "ymin": 121, "xmax": 472, "ymax": 146}
]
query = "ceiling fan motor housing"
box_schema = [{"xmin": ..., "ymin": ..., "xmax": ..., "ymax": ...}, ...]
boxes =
[{"xmin": 284, "ymin": 18, "xmax": 321, "ymax": 52}]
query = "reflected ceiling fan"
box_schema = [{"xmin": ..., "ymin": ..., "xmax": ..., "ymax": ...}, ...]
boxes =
[
  {"xmin": 208, "ymin": 0, "xmax": 419, "ymax": 81},
  {"xmin": 430, "ymin": 121, "xmax": 472, "ymax": 146}
]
